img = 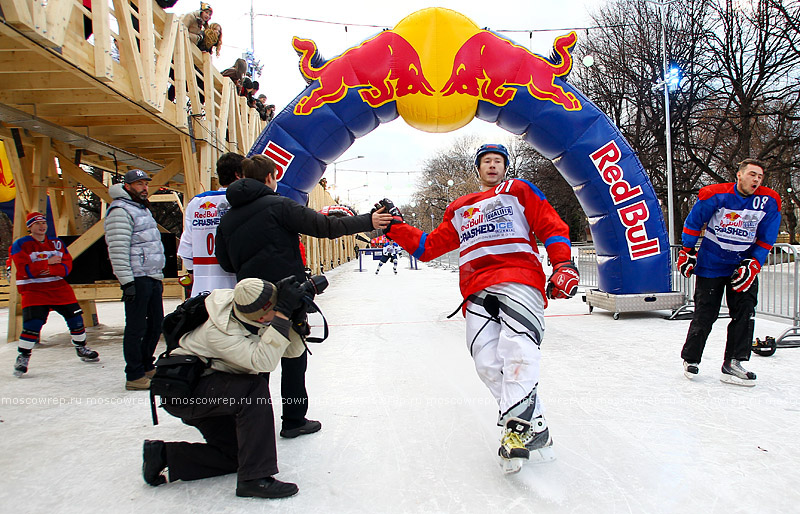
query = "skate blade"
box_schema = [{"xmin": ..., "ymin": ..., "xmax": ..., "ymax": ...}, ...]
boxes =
[
  {"xmin": 13, "ymin": 370, "xmax": 26, "ymax": 378},
  {"xmin": 499, "ymin": 456, "xmax": 524, "ymax": 474},
  {"xmin": 527, "ymin": 446, "xmax": 556, "ymax": 463},
  {"xmin": 683, "ymin": 371, "xmax": 697, "ymax": 380},
  {"xmin": 720, "ymin": 373, "xmax": 756, "ymax": 387},
  {"xmin": 80, "ymin": 357, "xmax": 100, "ymax": 362}
]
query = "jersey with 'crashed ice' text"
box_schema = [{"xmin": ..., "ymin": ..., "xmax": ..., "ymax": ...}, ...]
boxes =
[{"xmin": 388, "ymin": 178, "xmax": 572, "ymax": 306}]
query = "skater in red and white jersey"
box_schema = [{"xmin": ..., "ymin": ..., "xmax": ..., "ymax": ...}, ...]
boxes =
[
  {"xmin": 9, "ymin": 212, "xmax": 99, "ymax": 377},
  {"xmin": 379, "ymin": 143, "xmax": 579, "ymax": 473}
]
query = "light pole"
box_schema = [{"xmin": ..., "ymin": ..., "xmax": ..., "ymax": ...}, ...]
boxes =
[
  {"xmin": 646, "ymin": 0, "xmax": 679, "ymax": 246},
  {"xmin": 346, "ymin": 184, "xmax": 368, "ymax": 204},
  {"xmin": 331, "ymin": 155, "xmax": 364, "ymax": 191}
]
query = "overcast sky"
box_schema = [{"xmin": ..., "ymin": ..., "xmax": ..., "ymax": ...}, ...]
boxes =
[{"xmin": 168, "ymin": 0, "xmax": 604, "ymax": 210}]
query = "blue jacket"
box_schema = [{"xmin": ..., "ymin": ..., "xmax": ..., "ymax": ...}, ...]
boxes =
[{"xmin": 682, "ymin": 182, "xmax": 781, "ymax": 277}]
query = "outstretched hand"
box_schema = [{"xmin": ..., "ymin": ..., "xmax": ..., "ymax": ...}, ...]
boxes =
[{"xmin": 371, "ymin": 206, "xmax": 394, "ymax": 230}]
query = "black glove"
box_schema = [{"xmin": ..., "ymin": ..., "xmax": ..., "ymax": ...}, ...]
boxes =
[
  {"xmin": 275, "ymin": 276, "xmax": 305, "ymax": 317},
  {"xmin": 121, "ymin": 282, "xmax": 136, "ymax": 303},
  {"xmin": 378, "ymin": 198, "xmax": 404, "ymax": 221}
]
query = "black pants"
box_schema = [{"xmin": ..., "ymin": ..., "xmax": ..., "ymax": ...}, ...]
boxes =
[
  {"xmin": 162, "ymin": 373, "xmax": 278, "ymax": 482},
  {"xmin": 123, "ymin": 277, "xmax": 164, "ymax": 381},
  {"xmin": 681, "ymin": 275, "xmax": 758, "ymax": 364},
  {"xmin": 262, "ymin": 351, "xmax": 309, "ymax": 430}
]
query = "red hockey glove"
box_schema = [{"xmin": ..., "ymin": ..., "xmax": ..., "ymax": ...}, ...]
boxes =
[
  {"xmin": 676, "ymin": 247, "xmax": 698, "ymax": 278},
  {"xmin": 730, "ymin": 258, "xmax": 760, "ymax": 293},
  {"xmin": 546, "ymin": 261, "xmax": 580, "ymax": 299}
]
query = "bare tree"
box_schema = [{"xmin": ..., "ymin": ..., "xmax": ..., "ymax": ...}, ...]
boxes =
[{"xmin": 575, "ymin": 0, "xmax": 800, "ymax": 241}]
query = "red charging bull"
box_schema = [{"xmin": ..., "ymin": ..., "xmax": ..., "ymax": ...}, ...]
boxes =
[
  {"xmin": 293, "ymin": 31, "xmax": 436, "ymax": 115},
  {"xmin": 441, "ymin": 31, "xmax": 581, "ymax": 110}
]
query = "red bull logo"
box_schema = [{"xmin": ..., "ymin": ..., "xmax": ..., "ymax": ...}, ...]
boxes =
[
  {"xmin": 293, "ymin": 32, "xmax": 435, "ymax": 115},
  {"xmin": 199, "ymin": 201, "xmax": 216, "ymax": 210},
  {"xmin": 462, "ymin": 207, "xmax": 480, "ymax": 219},
  {"xmin": 724, "ymin": 212, "xmax": 740, "ymax": 221},
  {"xmin": 590, "ymin": 140, "xmax": 659, "ymax": 260},
  {"xmin": 441, "ymin": 31, "xmax": 581, "ymax": 110}
]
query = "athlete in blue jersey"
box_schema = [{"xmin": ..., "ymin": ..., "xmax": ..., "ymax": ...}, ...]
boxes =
[{"xmin": 677, "ymin": 159, "xmax": 782, "ymax": 386}]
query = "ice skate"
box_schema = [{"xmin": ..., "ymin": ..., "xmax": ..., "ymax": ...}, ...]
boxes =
[
  {"xmin": 521, "ymin": 416, "xmax": 556, "ymax": 463},
  {"xmin": 75, "ymin": 344, "xmax": 100, "ymax": 362},
  {"xmin": 720, "ymin": 359, "xmax": 756, "ymax": 387},
  {"xmin": 13, "ymin": 353, "xmax": 30, "ymax": 377},
  {"xmin": 683, "ymin": 360, "xmax": 699, "ymax": 380},
  {"xmin": 498, "ymin": 418, "xmax": 530, "ymax": 474}
]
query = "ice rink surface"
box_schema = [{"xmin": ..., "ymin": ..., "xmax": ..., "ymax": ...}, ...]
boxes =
[{"xmin": 1, "ymin": 259, "xmax": 799, "ymax": 513}]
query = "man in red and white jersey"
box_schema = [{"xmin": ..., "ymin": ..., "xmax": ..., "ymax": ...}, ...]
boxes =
[
  {"xmin": 382, "ymin": 143, "xmax": 579, "ymax": 472},
  {"xmin": 9, "ymin": 211, "xmax": 99, "ymax": 377},
  {"xmin": 178, "ymin": 153, "xmax": 243, "ymax": 297}
]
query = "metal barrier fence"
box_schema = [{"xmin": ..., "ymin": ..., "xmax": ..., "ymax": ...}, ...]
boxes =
[{"xmin": 574, "ymin": 243, "xmax": 800, "ymax": 344}]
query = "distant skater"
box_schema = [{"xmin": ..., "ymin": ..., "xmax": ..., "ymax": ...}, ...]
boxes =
[{"xmin": 375, "ymin": 242, "xmax": 400, "ymax": 275}]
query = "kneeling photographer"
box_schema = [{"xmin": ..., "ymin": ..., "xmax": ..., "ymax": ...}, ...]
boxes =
[{"xmin": 142, "ymin": 275, "xmax": 318, "ymax": 499}]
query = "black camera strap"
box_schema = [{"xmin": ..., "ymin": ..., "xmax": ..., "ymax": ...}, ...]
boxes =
[{"xmin": 305, "ymin": 298, "xmax": 329, "ymax": 344}]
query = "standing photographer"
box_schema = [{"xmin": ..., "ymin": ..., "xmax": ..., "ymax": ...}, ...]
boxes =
[
  {"xmin": 216, "ymin": 155, "xmax": 392, "ymax": 439},
  {"xmin": 142, "ymin": 276, "xmax": 309, "ymax": 499}
]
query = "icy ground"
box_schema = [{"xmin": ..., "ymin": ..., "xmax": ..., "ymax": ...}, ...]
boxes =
[{"xmin": 1, "ymin": 259, "xmax": 799, "ymax": 514}]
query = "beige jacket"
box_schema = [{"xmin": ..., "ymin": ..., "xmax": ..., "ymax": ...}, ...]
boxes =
[
  {"xmin": 182, "ymin": 10, "xmax": 206, "ymax": 45},
  {"xmin": 173, "ymin": 288, "xmax": 305, "ymax": 374}
]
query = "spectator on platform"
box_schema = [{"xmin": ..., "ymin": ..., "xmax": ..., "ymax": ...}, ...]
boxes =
[
  {"xmin": 221, "ymin": 58, "xmax": 247, "ymax": 90},
  {"xmin": 183, "ymin": 2, "xmax": 213, "ymax": 47},
  {"xmin": 198, "ymin": 22, "xmax": 223, "ymax": 57}
]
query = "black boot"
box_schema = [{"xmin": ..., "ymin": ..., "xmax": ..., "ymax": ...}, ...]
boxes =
[
  {"xmin": 142, "ymin": 440, "xmax": 167, "ymax": 486},
  {"xmin": 236, "ymin": 477, "xmax": 299, "ymax": 498},
  {"xmin": 280, "ymin": 419, "xmax": 322, "ymax": 439}
]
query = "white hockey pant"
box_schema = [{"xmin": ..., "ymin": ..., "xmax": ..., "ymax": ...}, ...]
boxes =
[{"xmin": 465, "ymin": 290, "xmax": 544, "ymax": 426}]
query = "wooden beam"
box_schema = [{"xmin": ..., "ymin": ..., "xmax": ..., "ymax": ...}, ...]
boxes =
[
  {"xmin": 111, "ymin": 0, "xmax": 146, "ymax": 104},
  {"xmin": 91, "ymin": 0, "xmax": 114, "ymax": 82},
  {"xmin": 54, "ymin": 149, "xmax": 113, "ymax": 203},
  {"xmin": 31, "ymin": 137, "xmax": 51, "ymax": 214},
  {"xmin": 173, "ymin": 24, "xmax": 188, "ymax": 129},
  {"xmin": 138, "ymin": 0, "xmax": 155, "ymax": 103},
  {"xmin": 180, "ymin": 133, "xmax": 201, "ymax": 197},
  {"xmin": 66, "ymin": 218, "xmax": 104, "ymax": 259},
  {"xmin": 0, "ymin": 0, "xmax": 34, "ymax": 28},
  {"xmin": 153, "ymin": 14, "xmax": 178, "ymax": 112},
  {"xmin": 44, "ymin": 0, "xmax": 76, "ymax": 48},
  {"xmin": 148, "ymin": 157, "xmax": 182, "ymax": 189}
]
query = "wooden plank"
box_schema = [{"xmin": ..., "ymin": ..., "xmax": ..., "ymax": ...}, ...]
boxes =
[
  {"xmin": 138, "ymin": 0, "xmax": 155, "ymax": 104},
  {"xmin": 0, "ymin": 0, "xmax": 33, "ymax": 28},
  {"xmin": 217, "ymin": 79, "xmax": 232, "ymax": 144},
  {"xmin": 44, "ymin": 0, "xmax": 77, "ymax": 48},
  {"xmin": 111, "ymin": 0, "xmax": 146, "ymax": 103},
  {"xmin": 183, "ymin": 33, "xmax": 202, "ymax": 117},
  {"xmin": 173, "ymin": 24, "xmax": 188, "ymax": 129},
  {"xmin": 148, "ymin": 157, "xmax": 182, "ymax": 189},
  {"xmin": 48, "ymin": 115, "xmax": 157, "ymax": 127},
  {"xmin": 0, "ymin": 89, "xmax": 126, "ymax": 104},
  {"xmin": 153, "ymin": 14, "xmax": 178, "ymax": 112},
  {"xmin": 180, "ymin": 133, "xmax": 201, "ymax": 197},
  {"xmin": 66, "ymin": 218, "xmax": 104, "ymax": 258},
  {"xmin": 54, "ymin": 149, "xmax": 113, "ymax": 203},
  {"xmin": 92, "ymin": 0, "xmax": 115, "ymax": 82},
  {"xmin": 31, "ymin": 137, "xmax": 51, "ymax": 214}
]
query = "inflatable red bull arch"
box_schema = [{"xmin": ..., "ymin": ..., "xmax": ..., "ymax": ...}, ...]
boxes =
[{"xmin": 249, "ymin": 7, "xmax": 670, "ymax": 295}]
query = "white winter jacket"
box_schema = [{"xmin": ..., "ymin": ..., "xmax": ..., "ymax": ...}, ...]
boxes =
[{"xmin": 172, "ymin": 288, "xmax": 305, "ymax": 374}]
